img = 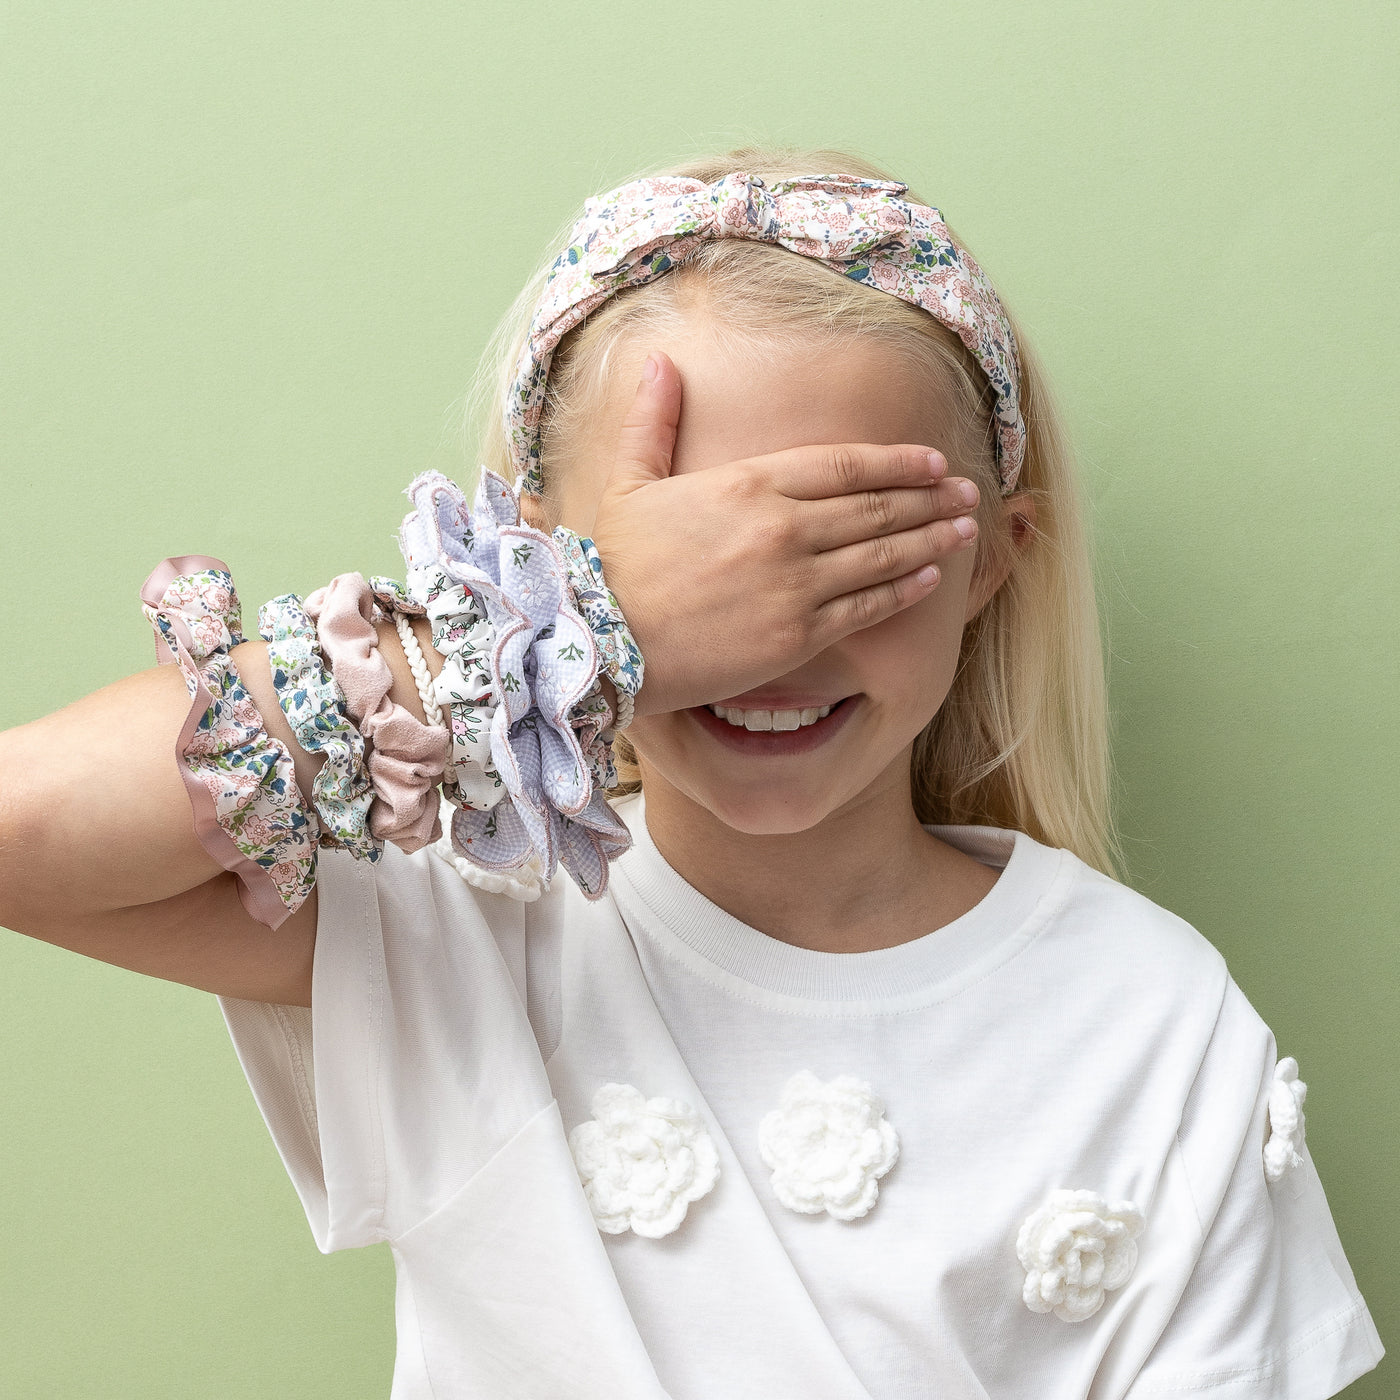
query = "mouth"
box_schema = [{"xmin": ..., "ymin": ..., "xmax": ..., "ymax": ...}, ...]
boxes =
[{"xmin": 686, "ymin": 695, "xmax": 861, "ymax": 755}]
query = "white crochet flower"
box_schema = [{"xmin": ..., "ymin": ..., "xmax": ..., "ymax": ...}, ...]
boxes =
[
  {"xmin": 1263, "ymin": 1056, "xmax": 1308, "ymax": 1183},
  {"xmin": 757, "ymin": 1071, "xmax": 899, "ymax": 1221},
  {"xmin": 569, "ymin": 1083, "xmax": 720, "ymax": 1239},
  {"xmin": 1016, "ymin": 1188, "xmax": 1145, "ymax": 1323}
]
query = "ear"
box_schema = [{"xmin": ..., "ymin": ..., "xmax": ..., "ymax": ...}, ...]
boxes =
[{"xmin": 963, "ymin": 491, "xmax": 1037, "ymax": 623}]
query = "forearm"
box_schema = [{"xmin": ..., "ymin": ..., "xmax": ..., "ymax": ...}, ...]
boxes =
[{"xmin": 0, "ymin": 614, "xmax": 444, "ymax": 931}]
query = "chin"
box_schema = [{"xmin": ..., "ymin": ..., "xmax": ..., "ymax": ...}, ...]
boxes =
[{"xmin": 687, "ymin": 780, "xmax": 846, "ymax": 838}]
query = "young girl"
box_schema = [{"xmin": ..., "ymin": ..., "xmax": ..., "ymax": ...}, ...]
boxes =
[{"xmin": 0, "ymin": 145, "xmax": 1384, "ymax": 1398}]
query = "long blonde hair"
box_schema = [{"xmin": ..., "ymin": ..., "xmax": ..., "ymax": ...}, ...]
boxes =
[{"xmin": 463, "ymin": 145, "xmax": 1125, "ymax": 880}]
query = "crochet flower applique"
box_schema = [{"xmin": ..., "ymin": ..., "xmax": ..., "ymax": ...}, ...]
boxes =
[
  {"xmin": 1016, "ymin": 1189, "xmax": 1145, "ymax": 1323},
  {"xmin": 1263, "ymin": 1056, "xmax": 1308, "ymax": 1183},
  {"xmin": 757, "ymin": 1071, "xmax": 899, "ymax": 1221},
  {"xmin": 569, "ymin": 1084, "xmax": 720, "ymax": 1239}
]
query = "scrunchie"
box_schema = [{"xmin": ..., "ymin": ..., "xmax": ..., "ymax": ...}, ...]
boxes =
[
  {"xmin": 397, "ymin": 468, "xmax": 633, "ymax": 898},
  {"xmin": 257, "ymin": 592, "xmax": 378, "ymax": 861},
  {"xmin": 304, "ymin": 571, "xmax": 452, "ymax": 855},
  {"xmin": 407, "ymin": 559, "xmax": 507, "ymax": 810},
  {"xmin": 551, "ymin": 527, "xmax": 644, "ymax": 699},
  {"xmin": 139, "ymin": 555, "xmax": 318, "ymax": 928}
]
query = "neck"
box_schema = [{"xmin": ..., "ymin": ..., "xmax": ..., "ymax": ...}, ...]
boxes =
[{"xmin": 635, "ymin": 759, "xmax": 993, "ymax": 954}]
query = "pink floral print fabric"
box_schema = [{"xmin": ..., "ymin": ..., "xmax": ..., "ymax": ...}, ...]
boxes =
[
  {"xmin": 506, "ymin": 171, "xmax": 1027, "ymax": 498},
  {"xmin": 139, "ymin": 555, "xmax": 319, "ymax": 929}
]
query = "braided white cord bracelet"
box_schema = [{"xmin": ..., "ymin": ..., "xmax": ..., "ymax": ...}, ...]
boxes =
[
  {"xmin": 392, "ymin": 609, "xmax": 447, "ymax": 733},
  {"xmin": 613, "ymin": 687, "xmax": 635, "ymax": 732}
]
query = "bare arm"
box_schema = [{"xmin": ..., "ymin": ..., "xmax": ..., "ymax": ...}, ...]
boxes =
[{"xmin": 0, "ymin": 611, "xmax": 466, "ymax": 1006}]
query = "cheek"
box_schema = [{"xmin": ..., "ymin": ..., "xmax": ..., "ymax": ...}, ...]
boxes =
[{"xmin": 843, "ymin": 551, "xmax": 974, "ymax": 701}]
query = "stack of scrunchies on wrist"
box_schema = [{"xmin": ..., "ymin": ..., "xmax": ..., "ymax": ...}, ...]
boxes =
[{"xmin": 138, "ymin": 467, "xmax": 644, "ymax": 930}]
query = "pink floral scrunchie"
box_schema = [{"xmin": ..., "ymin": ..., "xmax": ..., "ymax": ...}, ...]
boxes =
[
  {"xmin": 140, "ymin": 555, "xmax": 318, "ymax": 929},
  {"xmin": 505, "ymin": 170, "xmax": 1027, "ymax": 499}
]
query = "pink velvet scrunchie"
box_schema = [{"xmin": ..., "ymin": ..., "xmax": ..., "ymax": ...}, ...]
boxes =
[{"xmin": 304, "ymin": 571, "xmax": 452, "ymax": 854}]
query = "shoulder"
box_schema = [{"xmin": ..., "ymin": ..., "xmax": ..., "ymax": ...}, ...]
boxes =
[
  {"xmin": 1035, "ymin": 841, "xmax": 1229, "ymax": 992},
  {"xmin": 1004, "ymin": 836, "xmax": 1238, "ymax": 1072},
  {"xmin": 1055, "ymin": 848, "xmax": 1229, "ymax": 988}
]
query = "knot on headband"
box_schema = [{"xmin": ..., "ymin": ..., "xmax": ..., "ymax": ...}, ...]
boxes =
[{"xmin": 506, "ymin": 170, "xmax": 1027, "ymax": 498}]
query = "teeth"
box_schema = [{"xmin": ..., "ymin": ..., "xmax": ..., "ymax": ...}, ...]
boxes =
[{"xmin": 706, "ymin": 703, "xmax": 836, "ymax": 730}]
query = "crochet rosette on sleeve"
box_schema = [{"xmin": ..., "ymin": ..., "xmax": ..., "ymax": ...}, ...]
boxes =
[{"xmin": 397, "ymin": 468, "xmax": 633, "ymax": 898}]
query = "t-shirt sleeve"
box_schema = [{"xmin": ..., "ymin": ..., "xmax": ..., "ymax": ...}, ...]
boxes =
[
  {"xmin": 215, "ymin": 842, "xmax": 555, "ymax": 1253},
  {"xmin": 1124, "ymin": 976, "xmax": 1385, "ymax": 1398}
]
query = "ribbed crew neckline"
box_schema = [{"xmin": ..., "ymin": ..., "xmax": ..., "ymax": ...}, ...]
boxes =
[{"xmin": 607, "ymin": 790, "xmax": 1072, "ymax": 1009}]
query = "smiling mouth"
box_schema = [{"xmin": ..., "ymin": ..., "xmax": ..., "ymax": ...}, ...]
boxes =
[
  {"xmin": 687, "ymin": 695, "xmax": 860, "ymax": 753},
  {"xmin": 703, "ymin": 701, "xmax": 838, "ymax": 731}
]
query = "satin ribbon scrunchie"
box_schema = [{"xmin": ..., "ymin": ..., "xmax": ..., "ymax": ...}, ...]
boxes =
[
  {"xmin": 257, "ymin": 593, "xmax": 378, "ymax": 861},
  {"xmin": 397, "ymin": 467, "xmax": 633, "ymax": 899},
  {"xmin": 139, "ymin": 556, "xmax": 318, "ymax": 929},
  {"xmin": 303, "ymin": 572, "xmax": 453, "ymax": 856}
]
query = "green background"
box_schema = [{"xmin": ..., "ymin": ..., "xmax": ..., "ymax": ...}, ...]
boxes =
[{"xmin": 1, "ymin": 2, "xmax": 1394, "ymax": 1393}]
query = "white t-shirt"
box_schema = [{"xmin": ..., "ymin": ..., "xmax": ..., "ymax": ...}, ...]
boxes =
[{"xmin": 217, "ymin": 790, "xmax": 1384, "ymax": 1399}]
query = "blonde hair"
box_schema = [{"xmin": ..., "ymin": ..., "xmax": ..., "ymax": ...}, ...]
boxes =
[{"xmin": 463, "ymin": 144, "xmax": 1125, "ymax": 880}]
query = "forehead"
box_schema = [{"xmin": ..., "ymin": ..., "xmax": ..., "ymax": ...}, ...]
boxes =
[{"xmin": 596, "ymin": 318, "xmax": 953, "ymax": 478}]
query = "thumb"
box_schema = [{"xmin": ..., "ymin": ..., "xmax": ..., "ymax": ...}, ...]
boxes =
[{"xmin": 606, "ymin": 351, "xmax": 681, "ymax": 494}]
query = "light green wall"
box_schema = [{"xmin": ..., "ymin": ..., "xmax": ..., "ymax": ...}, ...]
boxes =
[{"xmin": 1, "ymin": 2, "xmax": 1394, "ymax": 1393}]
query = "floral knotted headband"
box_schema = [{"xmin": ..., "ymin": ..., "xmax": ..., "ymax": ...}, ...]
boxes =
[{"xmin": 505, "ymin": 170, "xmax": 1027, "ymax": 499}]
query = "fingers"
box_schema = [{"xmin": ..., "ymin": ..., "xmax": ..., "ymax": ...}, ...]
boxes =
[
  {"xmin": 813, "ymin": 512, "xmax": 979, "ymax": 616},
  {"xmin": 607, "ymin": 351, "xmax": 682, "ymax": 492},
  {"xmin": 762, "ymin": 442, "xmax": 947, "ymax": 500},
  {"xmin": 799, "ymin": 475, "xmax": 980, "ymax": 554},
  {"xmin": 812, "ymin": 561, "xmax": 947, "ymax": 639}
]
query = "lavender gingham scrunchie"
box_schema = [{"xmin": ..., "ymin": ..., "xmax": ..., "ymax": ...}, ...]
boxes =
[
  {"xmin": 506, "ymin": 170, "xmax": 1027, "ymax": 498},
  {"xmin": 397, "ymin": 467, "xmax": 632, "ymax": 899}
]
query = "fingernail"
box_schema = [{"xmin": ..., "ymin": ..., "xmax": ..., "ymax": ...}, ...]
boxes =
[
  {"xmin": 953, "ymin": 516, "xmax": 978, "ymax": 539},
  {"xmin": 641, "ymin": 354, "xmax": 659, "ymax": 383},
  {"xmin": 927, "ymin": 451, "xmax": 946, "ymax": 476},
  {"xmin": 916, "ymin": 565, "xmax": 940, "ymax": 586},
  {"xmin": 956, "ymin": 480, "xmax": 978, "ymax": 506}
]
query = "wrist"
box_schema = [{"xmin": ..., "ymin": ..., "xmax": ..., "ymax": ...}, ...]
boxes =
[
  {"xmin": 598, "ymin": 672, "xmax": 618, "ymax": 719},
  {"xmin": 229, "ymin": 639, "xmax": 329, "ymax": 811}
]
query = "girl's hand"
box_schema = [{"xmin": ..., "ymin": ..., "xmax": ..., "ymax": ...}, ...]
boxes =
[{"xmin": 589, "ymin": 351, "xmax": 981, "ymax": 720}]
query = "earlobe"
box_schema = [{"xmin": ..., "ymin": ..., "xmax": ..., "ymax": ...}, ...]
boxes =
[{"xmin": 518, "ymin": 490, "xmax": 551, "ymax": 533}]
